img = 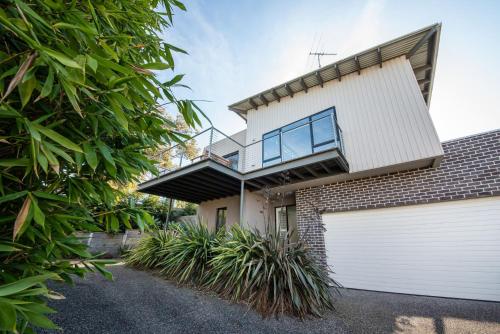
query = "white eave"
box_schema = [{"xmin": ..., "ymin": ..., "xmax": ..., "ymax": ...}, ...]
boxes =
[{"xmin": 229, "ymin": 23, "xmax": 441, "ymax": 116}]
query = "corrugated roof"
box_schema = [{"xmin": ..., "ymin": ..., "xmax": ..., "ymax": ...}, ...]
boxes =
[{"xmin": 229, "ymin": 23, "xmax": 441, "ymax": 116}]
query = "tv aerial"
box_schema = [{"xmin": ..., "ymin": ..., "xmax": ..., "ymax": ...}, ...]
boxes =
[{"xmin": 309, "ymin": 52, "xmax": 337, "ymax": 68}]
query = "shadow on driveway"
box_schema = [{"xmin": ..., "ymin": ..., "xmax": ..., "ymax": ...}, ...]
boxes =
[{"xmin": 41, "ymin": 265, "xmax": 500, "ymax": 334}]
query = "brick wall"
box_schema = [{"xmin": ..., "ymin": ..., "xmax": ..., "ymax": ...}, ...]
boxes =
[{"xmin": 296, "ymin": 129, "xmax": 500, "ymax": 262}]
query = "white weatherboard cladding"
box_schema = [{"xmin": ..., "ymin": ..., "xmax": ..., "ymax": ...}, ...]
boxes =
[
  {"xmin": 323, "ymin": 197, "xmax": 500, "ymax": 301},
  {"xmin": 244, "ymin": 56, "xmax": 443, "ymax": 173}
]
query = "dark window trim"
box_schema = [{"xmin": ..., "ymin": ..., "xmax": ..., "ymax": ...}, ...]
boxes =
[
  {"xmin": 274, "ymin": 204, "xmax": 297, "ymax": 236},
  {"xmin": 216, "ymin": 207, "xmax": 227, "ymax": 230},
  {"xmin": 262, "ymin": 107, "xmax": 337, "ymax": 167},
  {"xmin": 223, "ymin": 151, "xmax": 239, "ymax": 159}
]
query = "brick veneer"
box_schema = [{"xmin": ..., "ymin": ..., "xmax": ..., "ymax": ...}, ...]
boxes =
[{"xmin": 296, "ymin": 129, "xmax": 500, "ymax": 263}]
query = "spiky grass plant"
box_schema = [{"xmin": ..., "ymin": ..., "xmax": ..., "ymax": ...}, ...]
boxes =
[
  {"xmin": 156, "ymin": 223, "xmax": 222, "ymax": 284},
  {"xmin": 205, "ymin": 226, "xmax": 338, "ymax": 318},
  {"xmin": 126, "ymin": 224, "xmax": 338, "ymax": 318},
  {"xmin": 125, "ymin": 229, "xmax": 175, "ymax": 268}
]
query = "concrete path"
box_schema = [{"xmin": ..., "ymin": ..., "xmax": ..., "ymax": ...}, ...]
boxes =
[{"xmin": 42, "ymin": 265, "xmax": 500, "ymax": 334}]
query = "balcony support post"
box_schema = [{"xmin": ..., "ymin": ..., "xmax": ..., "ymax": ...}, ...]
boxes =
[
  {"xmin": 239, "ymin": 180, "xmax": 245, "ymax": 226},
  {"xmin": 208, "ymin": 127, "xmax": 213, "ymax": 159}
]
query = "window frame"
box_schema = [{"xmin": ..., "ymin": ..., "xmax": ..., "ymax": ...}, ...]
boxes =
[
  {"xmin": 216, "ymin": 207, "xmax": 227, "ymax": 231},
  {"xmin": 274, "ymin": 204, "xmax": 297, "ymax": 239},
  {"xmin": 223, "ymin": 151, "xmax": 239, "ymax": 170},
  {"xmin": 261, "ymin": 107, "xmax": 338, "ymax": 167}
]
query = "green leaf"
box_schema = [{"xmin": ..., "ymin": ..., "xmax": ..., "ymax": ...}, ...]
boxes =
[
  {"xmin": 141, "ymin": 62, "xmax": 170, "ymax": 70},
  {"xmin": 0, "ymin": 244, "xmax": 21, "ymax": 252},
  {"xmin": 38, "ymin": 66, "xmax": 54, "ymax": 99},
  {"xmin": 108, "ymin": 96, "xmax": 128, "ymax": 130},
  {"xmin": 60, "ymin": 78, "xmax": 82, "ymax": 115},
  {"xmin": 33, "ymin": 191, "xmax": 67, "ymax": 202},
  {"xmin": 21, "ymin": 311, "xmax": 59, "ymax": 329},
  {"xmin": 83, "ymin": 143, "xmax": 98, "ymax": 170},
  {"xmin": 0, "ymin": 190, "xmax": 28, "ymax": 204},
  {"xmin": 25, "ymin": 119, "xmax": 41, "ymax": 141},
  {"xmin": 35, "ymin": 125, "xmax": 83, "ymax": 153},
  {"xmin": 18, "ymin": 75, "xmax": 36, "ymax": 107},
  {"xmin": 41, "ymin": 47, "xmax": 81, "ymax": 69},
  {"xmin": 164, "ymin": 43, "xmax": 188, "ymax": 54},
  {"xmin": 164, "ymin": 74, "xmax": 184, "ymax": 87},
  {"xmin": 0, "ymin": 159, "xmax": 29, "ymax": 167},
  {"xmin": 0, "ymin": 104, "xmax": 21, "ymax": 118},
  {"xmin": 91, "ymin": 262, "xmax": 113, "ymax": 281},
  {"xmin": 0, "ymin": 274, "xmax": 57, "ymax": 297},
  {"xmin": 86, "ymin": 55, "xmax": 98, "ymax": 72},
  {"xmin": 96, "ymin": 140, "xmax": 115, "ymax": 166},
  {"xmin": 43, "ymin": 141, "xmax": 75, "ymax": 164},
  {"xmin": 0, "ymin": 301, "xmax": 16, "ymax": 332},
  {"xmin": 14, "ymin": 0, "xmax": 51, "ymax": 29},
  {"xmin": 30, "ymin": 196, "xmax": 45, "ymax": 227}
]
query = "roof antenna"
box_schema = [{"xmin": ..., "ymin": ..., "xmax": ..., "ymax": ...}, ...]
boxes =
[{"xmin": 309, "ymin": 52, "xmax": 337, "ymax": 68}]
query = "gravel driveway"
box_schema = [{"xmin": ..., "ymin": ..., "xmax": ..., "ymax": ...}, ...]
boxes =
[{"xmin": 42, "ymin": 265, "xmax": 500, "ymax": 334}]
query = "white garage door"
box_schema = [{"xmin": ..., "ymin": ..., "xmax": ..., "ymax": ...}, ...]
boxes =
[{"xmin": 323, "ymin": 197, "xmax": 500, "ymax": 301}]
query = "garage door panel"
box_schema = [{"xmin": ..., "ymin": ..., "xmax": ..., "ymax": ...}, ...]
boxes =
[{"xmin": 323, "ymin": 197, "xmax": 500, "ymax": 301}]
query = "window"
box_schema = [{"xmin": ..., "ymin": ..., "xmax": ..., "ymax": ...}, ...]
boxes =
[
  {"xmin": 216, "ymin": 207, "xmax": 227, "ymax": 231},
  {"xmin": 282, "ymin": 123, "xmax": 312, "ymax": 160},
  {"xmin": 223, "ymin": 151, "xmax": 239, "ymax": 170},
  {"xmin": 262, "ymin": 107, "xmax": 338, "ymax": 166},
  {"xmin": 262, "ymin": 130, "xmax": 281, "ymax": 167},
  {"xmin": 275, "ymin": 205, "xmax": 297, "ymax": 241}
]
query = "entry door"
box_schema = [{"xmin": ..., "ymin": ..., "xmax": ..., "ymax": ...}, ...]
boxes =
[{"xmin": 323, "ymin": 197, "xmax": 500, "ymax": 301}]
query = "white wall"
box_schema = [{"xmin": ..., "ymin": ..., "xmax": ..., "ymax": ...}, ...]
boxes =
[
  {"xmin": 197, "ymin": 195, "xmax": 240, "ymax": 231},
  {"xmin": 243, "ymin": 56, "xmax": 443, "ymax": 173},
  {"xmin": 197, "ymin": 190, "xmax": 267, "ymax": 233}
]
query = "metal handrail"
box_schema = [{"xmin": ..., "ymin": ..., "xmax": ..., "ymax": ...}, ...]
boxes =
[{"xmin": 152, "ymin": 117, "xmax": 345, "ymax": 176}]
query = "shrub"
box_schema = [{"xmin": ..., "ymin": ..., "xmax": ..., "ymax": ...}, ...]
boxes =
[
  {"xmin": 206, "ymin": 226, "xmax": 337, "ymax": 318},
  {"xmin": 0, "ymin": 0, "xmax": 200, "ymax": 331},
  {"xmin": 125, "ymin": 229, "xmax": 175, "ymax": 269},
  {"xmin": 126, "ymin": 224, "xmax": 338, "ymax": 318},
  {"xmin": 157, "ymin": 224, "xmax": 221, "ymax": 284}
]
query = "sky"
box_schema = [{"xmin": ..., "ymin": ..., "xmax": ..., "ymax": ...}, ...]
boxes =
[{"xmin": 160, "ymin": 0, "xmax": 500, "ymax": 141}]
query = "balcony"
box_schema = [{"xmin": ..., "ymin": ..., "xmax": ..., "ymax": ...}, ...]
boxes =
[{"xmin": 138, "ymin": 113, "xmax": 349, "ymax": 203}]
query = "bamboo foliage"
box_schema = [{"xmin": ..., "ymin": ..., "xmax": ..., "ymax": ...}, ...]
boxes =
[{"xmin": 0, "ymin": 0, "xmax": 199, "ymax": 332}]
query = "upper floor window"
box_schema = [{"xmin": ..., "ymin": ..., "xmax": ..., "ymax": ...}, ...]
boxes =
[{"xmin": 262, "ymin": 107, "xmax": 338, "ymax": 167}]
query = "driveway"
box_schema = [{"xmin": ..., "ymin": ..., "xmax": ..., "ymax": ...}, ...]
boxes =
[{"xmin": 42, "ymin": 265, "xmax": 500, "ymax": 334}]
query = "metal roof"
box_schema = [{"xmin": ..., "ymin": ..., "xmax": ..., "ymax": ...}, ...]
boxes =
[{"xmin": 229, "ymin": 23, "xmax": 441, "ymax": 116}]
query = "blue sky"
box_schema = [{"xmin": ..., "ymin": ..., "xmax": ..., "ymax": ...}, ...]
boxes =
[{"xmin": 161, "ymin": 0, "xmax": 500, "ymax": 140}]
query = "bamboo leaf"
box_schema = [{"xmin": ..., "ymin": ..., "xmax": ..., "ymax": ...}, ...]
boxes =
[
  {"xmin": 18, "ymin": 75, "xmax": 37, "ymax": 107},
  {"xmin": 141, "ymin": 62, "xmax": 170, "ymax": 70},
  {"xmin": 35, "ymin": 125, "xmax": 83, "ymax": 153},
  {"xmin": 0, "ymin": 191, "xmax": 28, "ymax": 204},
  {"xmin": 13, "ymin": 196, "xmax": 31, "ymax": 240},
  {"xmin": 0, "ymin": 301, "xmax": 16, "ymax": 332},
  {"xmin": 96, "ymin": 140, "xmax": 114, "ymax": 166},
  {"xmin": 41, "ymin": 48, "xmax": 81, "ymax": 69},
  {"xmin": 83, "ymin": 143, "xmax": 98, "ymax": 170},
  {"xmin": 37, "ymin": 66, "xmax": 54, "ymax": 100},
  {"xmin": 86, "ymin": 55, "xmax": 98, "ymax": 73},
  {"xmin": 1, "ymin": 52, "xmax": 37, "ymax": 101},
  {"xmin": 0, "ymin": 159, "xmax": 30, "ymax": 167}
]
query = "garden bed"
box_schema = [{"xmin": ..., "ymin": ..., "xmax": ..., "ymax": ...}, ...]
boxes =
[{"xmin": 125, "ymin": 224, "xmax": 339, "ymax": 318}]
